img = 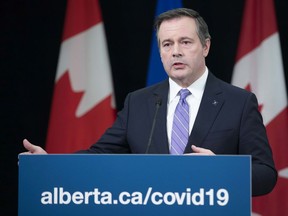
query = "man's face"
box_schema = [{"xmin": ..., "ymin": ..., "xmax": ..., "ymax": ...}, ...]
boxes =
[{"xmin": 158, "ymin": 17, "xmax": 210, "ymax": 87}]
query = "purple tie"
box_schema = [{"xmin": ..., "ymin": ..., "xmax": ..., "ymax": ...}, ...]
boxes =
[{"xmin": 170, "ymin": 89, "xmax": 191, "ymax": 155}]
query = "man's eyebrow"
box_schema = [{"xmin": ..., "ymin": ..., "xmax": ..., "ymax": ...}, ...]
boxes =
[
  {"xmin": 161, "ymin": 37, "xmax": 193, "ymax": 43},
  {"xmin": 179, "ymin": 36, "xmax": 193, "ymax": 41},
  {"xmin": 160, "ymin": 36, "xmax": 194, "ymax": 46},
  {"xmin": 161, "ymin": 39, "xmax": 173, "ymax": 44}
]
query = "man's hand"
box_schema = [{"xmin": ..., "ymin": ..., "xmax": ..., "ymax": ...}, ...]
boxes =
[
  {"xmin": 20, "ymin": 139, "xmax": 47, "ymax": 154},
  {"xmin": 189, "ymin": 145, "xmax": 215, "ymax": 155}
]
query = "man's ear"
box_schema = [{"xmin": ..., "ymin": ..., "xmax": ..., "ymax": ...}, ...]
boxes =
[{"xmin": 203, "ymin": 39, "xmax": 211, "ymax": 57}]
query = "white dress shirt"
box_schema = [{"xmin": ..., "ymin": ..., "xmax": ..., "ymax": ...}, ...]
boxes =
[{"xmin": 167, "ymin": 67, "xmax": 208, "ymax": 150}]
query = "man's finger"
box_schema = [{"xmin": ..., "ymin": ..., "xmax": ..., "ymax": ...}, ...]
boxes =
[
  {"xmin": 191, "ymin": 145, "xmax": 215, "ymax": 155},
  {"xmin": 191, "ymin": 145, "xmax": 202, "ymax": 153},
  {"xmin": 23, "ymin": 139, "xmax": 36, "ymax": 153}
]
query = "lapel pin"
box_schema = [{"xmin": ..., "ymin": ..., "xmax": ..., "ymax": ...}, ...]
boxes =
[{"xmin": 212, "ymin": 100, "xmax": 218, "ymax": 106}]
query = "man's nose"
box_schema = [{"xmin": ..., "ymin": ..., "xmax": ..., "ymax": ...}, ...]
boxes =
[{"xmin": 172, "ymin": 43, "xmax": 183, "ymax": 57}]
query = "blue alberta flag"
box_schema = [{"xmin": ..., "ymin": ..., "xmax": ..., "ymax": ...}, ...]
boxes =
[{"xmin": 146, "ymin": 0, "xmax": 183, "ymax": 86}]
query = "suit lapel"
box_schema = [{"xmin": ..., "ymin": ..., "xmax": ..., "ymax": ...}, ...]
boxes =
[
  {"xmin": 147, "ymin": 80, "xmax": 170, "ymax": 154},
  {"xmin": 185, "ymin": 72, "xmax": 225, "ymax": 153}
]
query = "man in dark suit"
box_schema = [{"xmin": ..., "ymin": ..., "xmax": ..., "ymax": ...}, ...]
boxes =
[{"xmin": 22, "ymin": 8, "xmax": 277, "ymax": 196}]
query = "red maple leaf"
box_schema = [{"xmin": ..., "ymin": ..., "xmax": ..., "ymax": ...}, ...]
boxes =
[{"xmin": 46, "ymin": 71, "xmax": 116, "ymax": 153}]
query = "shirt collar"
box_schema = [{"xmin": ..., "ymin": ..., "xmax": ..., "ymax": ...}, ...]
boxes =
[{"xmin": 168, "ymin": 67, "xmax": 209, "ymax": 103}]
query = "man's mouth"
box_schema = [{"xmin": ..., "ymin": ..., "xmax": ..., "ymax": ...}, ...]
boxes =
[{"xmin": 172, "ymin": 62, "xmax": 185, "ymax": 69}]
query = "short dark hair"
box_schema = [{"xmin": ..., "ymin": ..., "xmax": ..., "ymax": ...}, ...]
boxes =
[{"xmin": 154, "ymin": 8, "xmax": 211, "ymax": 47}]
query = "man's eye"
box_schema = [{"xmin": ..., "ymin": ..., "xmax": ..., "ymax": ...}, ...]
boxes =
[{"xmin": 163, "ymin": 43, "xmax": 170, "ymax": 47}]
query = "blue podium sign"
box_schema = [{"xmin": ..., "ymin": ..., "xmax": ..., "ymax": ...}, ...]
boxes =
[{"xmin": 18, "ymin": 155, "xmax": 251, "ymax": 215}]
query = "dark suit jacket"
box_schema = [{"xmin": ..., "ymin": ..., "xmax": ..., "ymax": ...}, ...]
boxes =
[{"xmin": 79, "ymin": 72, "xmax": 277, "ymax": 196}]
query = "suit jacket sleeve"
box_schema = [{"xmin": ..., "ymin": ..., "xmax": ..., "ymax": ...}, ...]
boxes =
[
  {"xmin": 239, "ymin": 93, "xmax": 277, "ymax": 196},
  {"xmin": 76, "ymin": 94, "xmax": 131, "ymax": 154}
]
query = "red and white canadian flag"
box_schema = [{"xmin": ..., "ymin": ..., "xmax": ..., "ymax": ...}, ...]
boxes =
[
  {"xmin": 232, "ymin": 0, "xmax": 288, "ymax": 215},
  {"xmin": 46, "ymin": 0, "xmax": 116, "ymax": 153}
]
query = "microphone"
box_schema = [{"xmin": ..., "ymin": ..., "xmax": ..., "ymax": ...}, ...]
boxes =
[{"xmin": 145, "ymin": 97, "xmax": 162, "ymax": 154}]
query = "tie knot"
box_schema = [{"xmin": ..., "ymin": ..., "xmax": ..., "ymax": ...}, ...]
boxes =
[{"xmin": 179, "ymin": 89, "xmax": 190, "ymax": 100}]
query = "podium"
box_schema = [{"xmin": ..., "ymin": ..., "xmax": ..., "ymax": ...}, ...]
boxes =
[{"xmin": 18, "ymin": 154, "xmax": 251, "ymax": 215}]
